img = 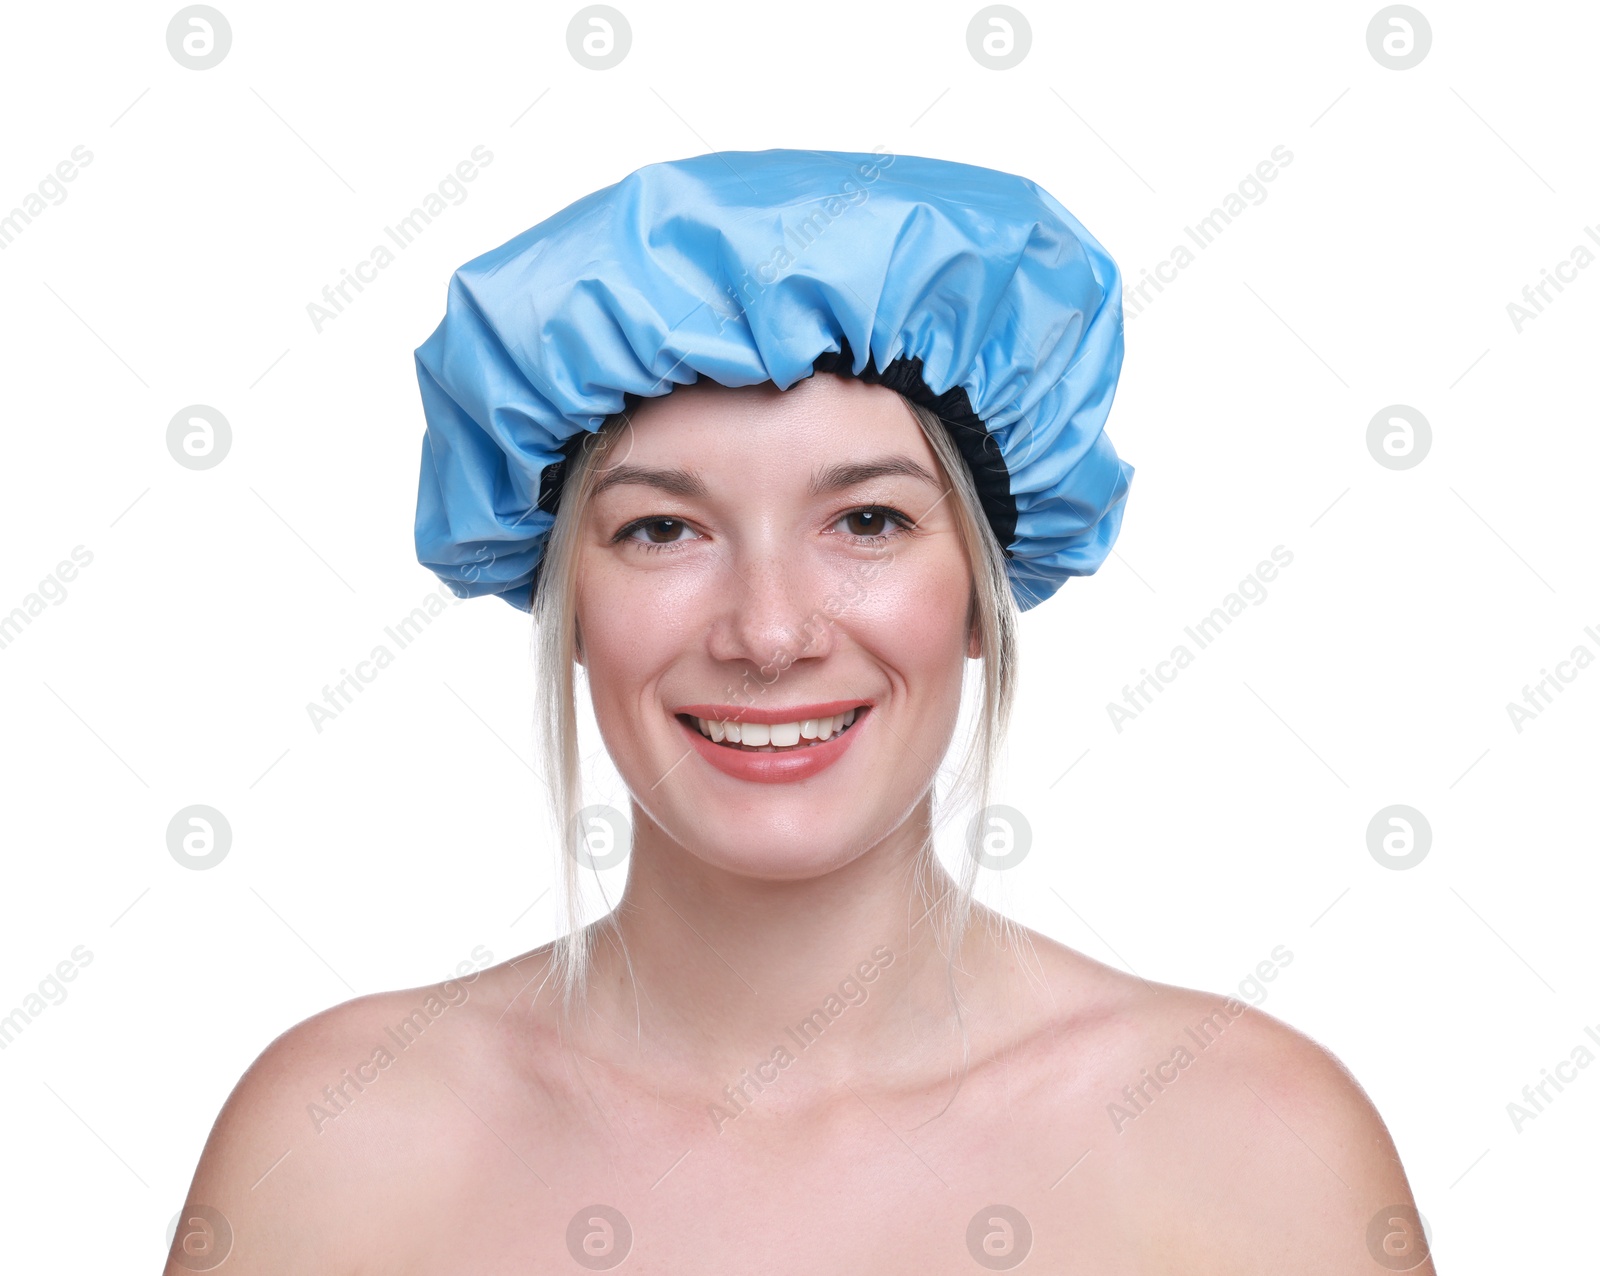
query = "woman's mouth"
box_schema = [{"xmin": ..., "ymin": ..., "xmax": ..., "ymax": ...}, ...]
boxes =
[
  {"xmin": 671, "ymin": 702, "xmax": 871, "ymax": 784},
  {"xmin": 678, "ymin": 707, "xmax": 863, "ymax": 751}
]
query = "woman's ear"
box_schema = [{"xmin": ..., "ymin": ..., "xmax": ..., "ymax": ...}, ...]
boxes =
[
  {"xmin": 967, "ymin": 625, "xmax": 982, "ymax": 660},
  {"xmin": 574, "ymin": 619, "xmax": 585, "ymax": 667}
]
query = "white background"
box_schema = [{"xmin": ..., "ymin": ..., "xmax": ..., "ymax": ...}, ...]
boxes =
[{"xmin": 1, "ymin": 0, "xmax": 1594, "ymax": 1268}]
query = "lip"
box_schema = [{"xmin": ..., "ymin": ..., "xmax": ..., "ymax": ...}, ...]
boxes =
[
  {"xmin": 675, "ymin": 699, "xmax": 872, "ymax": 725},
  {"xmin": 675, "ymin": 706, "xmax": 870, "ymax": 785}
]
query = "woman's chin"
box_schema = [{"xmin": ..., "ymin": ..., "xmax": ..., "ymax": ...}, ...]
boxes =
[{"xmin": 658, "ymin": 823, "xmax": 881, "ymax": 884}]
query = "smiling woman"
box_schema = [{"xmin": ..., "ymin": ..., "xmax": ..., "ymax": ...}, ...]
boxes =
[
  {"xmin": 167, "ymin": 149, "xmax": 1433, "ymax": 1275},
  {"xmin": 531, "ymin": 373, "xmax": 1020, "ymax": 1007}
]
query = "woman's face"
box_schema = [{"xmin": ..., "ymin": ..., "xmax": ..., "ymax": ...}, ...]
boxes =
[{"xmin": 573, "ymin": 372, "xmax": 980, "ymax": 881}]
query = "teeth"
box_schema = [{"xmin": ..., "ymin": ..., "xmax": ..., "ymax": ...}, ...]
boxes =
[{"xmin": 689, "ymin": 708, "xmax": 865, "ymax": 750}]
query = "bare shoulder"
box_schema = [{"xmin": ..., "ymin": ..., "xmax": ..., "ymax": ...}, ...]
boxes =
[
  {"xmin": 166, "ymin": 950, "xmax": 556, "ymax": 1274},
  {"xmin": 1015, "ymin": 932, "xmax": 1434, "ymax": 1275}
]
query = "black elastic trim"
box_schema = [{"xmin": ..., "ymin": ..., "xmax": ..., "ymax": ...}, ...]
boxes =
[{"xmin": 534, "ymin": 428, "xmax": 592, "ymax": 519}]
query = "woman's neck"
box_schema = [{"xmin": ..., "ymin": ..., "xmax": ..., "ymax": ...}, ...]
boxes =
[{"xmin": 554, "ymin": 800, "xmax": 1031, "ymax": 1099}]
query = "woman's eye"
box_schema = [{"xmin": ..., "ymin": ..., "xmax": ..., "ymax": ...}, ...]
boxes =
[
  {"xmin": 621, "ymin": 517, "xmax": 698, "ymax": 547},
  {"xmin": 836, "ymin": 508, "xmax": 907, "ymax": 538}
]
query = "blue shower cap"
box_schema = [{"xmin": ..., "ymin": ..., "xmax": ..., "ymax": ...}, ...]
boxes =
[{"xmin": 413, "ymin": 147, "xmax": 1132, "ymax": 612}]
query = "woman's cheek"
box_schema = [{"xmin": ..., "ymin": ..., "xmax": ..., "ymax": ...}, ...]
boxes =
[
  {"xmin": 580, "ymin": 562, "xmax": 700, "ymax": 660},
  {"xmin": 577, "ymin": 568, "xmax": 705, "ymax": 760},
  {"xmin": 835, "ymin": 547, "xmax": 970, "ymax": 647}
]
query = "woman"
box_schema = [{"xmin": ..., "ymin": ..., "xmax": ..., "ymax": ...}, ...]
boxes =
[{"xmin": 168, "ymin": 149, "xmax": 1433, "ymax": 1273}]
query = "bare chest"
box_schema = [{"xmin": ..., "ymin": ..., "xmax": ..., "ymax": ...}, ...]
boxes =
[{"xmin": 373, "ymin": 1073, "xmax": 1174, "ymax": 1275}]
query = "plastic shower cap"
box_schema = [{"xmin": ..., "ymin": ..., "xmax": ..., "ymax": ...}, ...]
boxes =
[{"xmin": 413, "ymin": 147, "xmax": 1133, "ymax": 612}]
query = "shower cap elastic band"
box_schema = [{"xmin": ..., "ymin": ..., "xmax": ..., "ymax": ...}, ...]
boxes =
[{"xmin": 413, "ymin": 147, "xmax": 1133, "ymax": 612}]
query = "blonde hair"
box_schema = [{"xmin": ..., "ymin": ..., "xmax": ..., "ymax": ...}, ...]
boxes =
[{"xmin": 533, "ymin": 386, "xmax": 1025, "ymax": 1013}]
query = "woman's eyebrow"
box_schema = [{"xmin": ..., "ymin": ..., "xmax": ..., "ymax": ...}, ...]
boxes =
[
  {"xmin": 809, "ymin": 456, "xmax": 942, "ymax": 495},
  {"xmin": 590, "ymin": 464, "xmax": 708, "ymax": 499}
]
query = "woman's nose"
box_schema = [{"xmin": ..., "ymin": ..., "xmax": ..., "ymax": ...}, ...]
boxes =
[{"xmin": 705, "ymin": 549, "xmax": 834, "ymax": 675}]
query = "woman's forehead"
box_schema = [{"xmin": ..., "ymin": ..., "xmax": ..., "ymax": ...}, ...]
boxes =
[{"xmin": 618, "ymin": 374, "xmax": 928, "ymax": 464}]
